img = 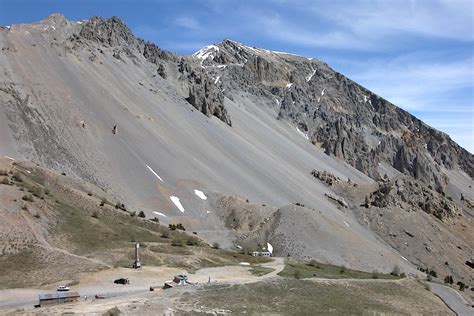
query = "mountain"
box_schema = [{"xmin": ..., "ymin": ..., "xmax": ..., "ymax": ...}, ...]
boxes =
[
  {"xmin": 194, "ymin": 39, "xmax": 473, "ymax": 189},
  {"xmin": 0, "ymin": 14, "xmax": 472, "ymax": 287}
]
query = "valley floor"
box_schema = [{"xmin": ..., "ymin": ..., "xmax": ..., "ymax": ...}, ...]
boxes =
[{"xmin": 0, "ymin": 257, "xmax": 458, "ymax": 315}]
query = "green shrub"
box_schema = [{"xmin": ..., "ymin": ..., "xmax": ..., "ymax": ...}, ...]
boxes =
[
  {"xmin": 115, "ymin": 202, "xmax": 127, "ymax": 211},
  {"xmin": 186, "ymin": 236, "xmax": 199, "ymax": 246},
  {"xmin": 457, "ymin": 281, "xmax": 467, "ymax": 291},
  {"xmin": 444, "ymin": 275, "xmax": 453, "ymax": 284},
  {"xmin": 31, "ymin": 187, "xmax": 43, "ymax": 198},
  {"xmin": 308, "ymin": 259, "xmax": 320, "ymax": 268},
  {"xmin": 171, "ymin": 238, "xmax": 184, "ymax": 247},
  {"xmin": 169, "ymin": 223, "xmax": 185, "ymax": 231},
  {"xmin": 150, "ymin": 217, "xmax": 160, "ymax": 223},
  {"xmin": 138, "ymin": 211, "xmax": 146, "ymax": 218},
  {"xmin": 391, "ymin": 265, "xmax": 401, "ymax": 276},
  {"xmin": 12, "ymin": 172, "xmax": 23, "ymax": 182},
  {"xmin": 22, "ymin": 194, "xmax": 34, "ymax": 202}
]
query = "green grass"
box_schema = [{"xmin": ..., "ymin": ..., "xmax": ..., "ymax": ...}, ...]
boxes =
[
  {"xmin": 2, "ymin": 164, "xmax": 283, "ymax": 287},
  {"xmin": 205, "ymin": 248, "xmax": 272, "ymax": 265},
  {"xmin": 248, "ymin": 266, "xmax": 275, "ymax": 276},
  {"xmin": 177, "ymin": 278, "xmax": 432, "ymax": 315},
  {"xmin": 53, "ymin": 202, "xmax": 167, "ymax": 255},
  {"xmin": 277, "ymin": 259, "xmax": 401, "ymax": 280}
]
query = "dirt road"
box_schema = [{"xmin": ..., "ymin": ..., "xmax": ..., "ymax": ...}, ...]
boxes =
[{"xmin": 0, "ymin": 257, "xmax": 285, "ymax": 313}]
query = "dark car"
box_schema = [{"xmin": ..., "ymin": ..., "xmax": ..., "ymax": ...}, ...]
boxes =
[{"xmin": 114, "ymin": 278, "xmax": 130, "ymax": 285}]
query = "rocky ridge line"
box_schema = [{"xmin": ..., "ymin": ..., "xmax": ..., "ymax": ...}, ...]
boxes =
[
  {"xmin": 70, "ymin": 16, "xmax": 231, "ymax": 125},
  {"xmin": 193, "ymin": 40, "xmax": 473, "ymax": 191}
]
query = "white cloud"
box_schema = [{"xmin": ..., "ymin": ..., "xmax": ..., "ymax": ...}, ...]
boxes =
[
  {"xmin": 311, "ymin": 0, "xmax": 474, "ymax": 42},
  {"xmin": 339, "ymin": 53, "xmax": 473, "ymax": 152},
  {"xmin": 174, "ymin": 16, "xmax": 201, "ymax": 31},
  {"xmin": 254, "ymin": 0, "xmax": 473, "ymax": 50},
  {"xmin": 259, "ymin": 15, "xmax": 376, "ymax": 50},
  {"xmin": 347, "ymin": 56, "xmax": 473, "ymax": 112}
]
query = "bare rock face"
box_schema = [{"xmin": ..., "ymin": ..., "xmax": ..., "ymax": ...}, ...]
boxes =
[
  {"xmin": 69, "ymin": 16, "xmax": 230, "ymax": 126},
  {"xmin": 368, "ymin": 177, "xmax": 462, "ymax": 221},
  {"xmin": 178, "ymin": 58, "xmax": 231, "ymax": 126},
  {"xmin": 193, "ymin": 40, "xmax": 473, "ymax": 191},
  {"xmin": 311, "ymin": 169, "xmax": 341, "ymax": 186},
  {"xmin": 78, "ymin": 16, "xmax": 137, "ymax": 47},
  {"xmin": 9, "ymin": 15, "xmax": 470, "ymax": 189}
]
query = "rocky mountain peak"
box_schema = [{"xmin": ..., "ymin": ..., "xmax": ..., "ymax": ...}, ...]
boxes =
[
  {"xmin": 191, "ymin": 38, "xmax": 473, "ymax": 190},
  {"xmin": 193, "ymin": 38, "xmax": 315, "ymax": 68},
  {"xmin": 41, "ymin": 13, "xmax": 68, "ymax": 24},
  {"xmin": 78, "ymin": 16, "xmax": 136, "ymax": 47}
]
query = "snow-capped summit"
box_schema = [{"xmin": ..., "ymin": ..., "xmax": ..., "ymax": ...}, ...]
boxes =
[
  {"xmin": 192, "ymin": 39, "xmax": 317, "ymax": 69},
  {"xmin": 193, "ymin": 44, "xmax": 220, "ymax": 61}
]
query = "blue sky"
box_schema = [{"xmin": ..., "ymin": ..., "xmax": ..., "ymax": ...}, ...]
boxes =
[{"xmin": 1, "ymin": 0, "xmax": 473, "ymax": 152}]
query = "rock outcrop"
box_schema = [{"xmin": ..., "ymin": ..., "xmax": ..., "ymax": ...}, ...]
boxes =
[
  {"xmin": 193, "ymin": 40, "xmax": 473, "ymax": 192},
  {"xmin": 311, "ymin": 169, "xmax": 341, "ymax": 186},
  {"xmin": 70, "ymin": 16, "xmax": 231, "ymax": 125},
  {"xmin": 178, "ymin": 59, "xmax": 231, "ymax": 125},
  {"xmin": 367, "ymin": 177, "xmax": 462, "ymax": 221}
]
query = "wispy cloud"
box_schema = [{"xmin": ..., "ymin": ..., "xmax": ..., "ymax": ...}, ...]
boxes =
[
  {"xmin": 174, "ymin": 16, "xmax": 201, "ymax": 31},
  {"xmin": 310, "ymin": 0, "xmax": 474, "ymax": 41},
  {"xmin": 251, "ymin": 0, "xmax": 473, "ymax": 51},
  {"xmin": 347, "ymin": 56, "xmax": 473, "ymax": 112},
  {"xmin": 258, "ymin": 14, "xmax": 376, "ymax": 51},
  {"xmin": 112, "ymin": 0, "xmax": 474, "ymax": 151},
  {"xmin": 338, "ymin": 52, "xmax": 473, "ymax": 152}
]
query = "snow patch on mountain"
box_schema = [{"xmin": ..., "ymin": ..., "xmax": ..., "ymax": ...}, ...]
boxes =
[
  {"xmin": 194, "ymin": 189, "xmax": 207, "ymax": 200},
  {"xmin": 193, "ymin": 45, "xmax": 219, "ymax": 61},
  {"xmin": 306, "ymin": 68, "xmax": 316, "ymax": 82},
  {"xmin": 153, "ymin": 211, "xmax": 167, "ymax": 217},
  {"xmin": 170, "ymin": 196, "xmax": 185, "ymax": 213}
]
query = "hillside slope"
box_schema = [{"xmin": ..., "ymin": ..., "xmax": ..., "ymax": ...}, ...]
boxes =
[
  {"xmin": 195, "ymin": 39, "xmax": 473, "ymax": 190},
  {"xmin": 0, "ymin": 15, "xmax": 472, "ymax": 286}
]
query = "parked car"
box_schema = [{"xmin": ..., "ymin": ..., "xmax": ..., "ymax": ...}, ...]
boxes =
[
  {"xmin": 95, "ymin": 294, "xmax": 105, "ymax": 299},
  {"xmin": 114, "ymin": 278, "xmax": 130, "ymax": 285},
  {"xmin": 56, "ymin": 285, "xmax": 70, "ymax": 291}
]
